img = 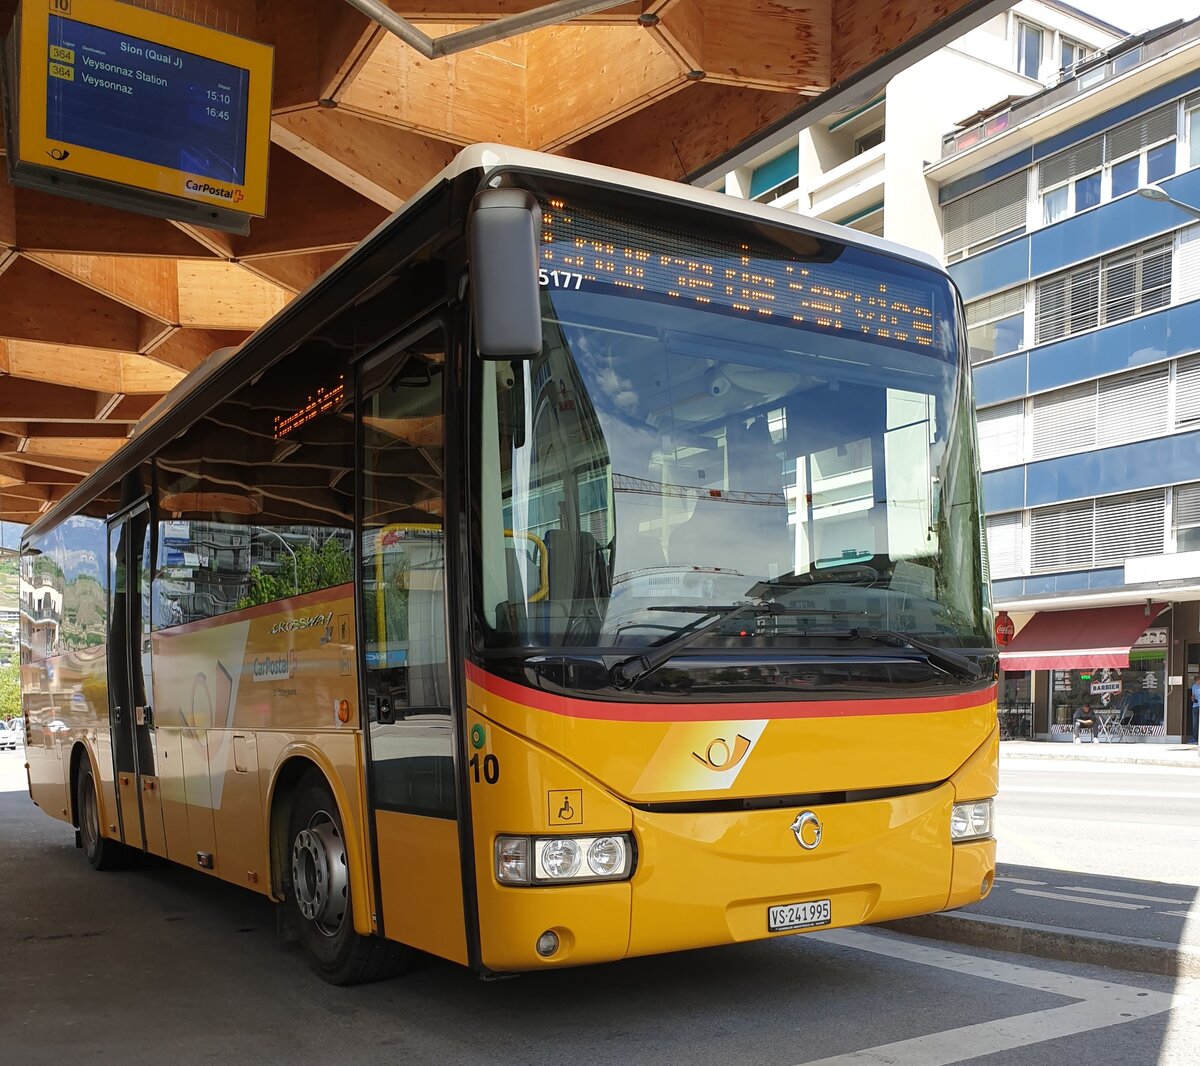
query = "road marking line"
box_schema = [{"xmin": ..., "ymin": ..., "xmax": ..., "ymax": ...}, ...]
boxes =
[
  {"xmin": 995, "ymin": 876, "xmax": 1046, "ymax": 886},
  {"xmin": 1012, "ymin": 888, "xmax": 1144, "ymax": 910},
  {"xmin": 1001, "ymin": 787, "xmax": 1183, "ymax": 798},
  {"xmin": 1161, "ymin": 910, "xmax": 1192, "ymax": 917},
  {"xmin": 1055, "ymin": 885, "xmax": 1194, "ymax": 906},
  {"xmin": 797, "ymin": 928, "xmax": 1181, "ymax": 1066}
]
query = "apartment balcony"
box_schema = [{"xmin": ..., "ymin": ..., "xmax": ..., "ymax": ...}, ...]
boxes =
[{"xmin": 808, "ymin": 143, "xmax": 885, "ymax": 223}]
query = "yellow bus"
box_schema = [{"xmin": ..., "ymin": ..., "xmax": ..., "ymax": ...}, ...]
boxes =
[{"xmin": 18, "ymin": 145, "xmax": 998, "ymax": 984}]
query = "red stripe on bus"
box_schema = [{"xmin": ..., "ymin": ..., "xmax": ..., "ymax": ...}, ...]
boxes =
[{"xmin": 465, "ymin": 662, "xmax": 995, "ymax": 722}]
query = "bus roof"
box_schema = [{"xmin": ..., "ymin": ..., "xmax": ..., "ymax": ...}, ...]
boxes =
[{"xmin": 25, "ymin": 143, "xmax": 948, "ymax": 543}]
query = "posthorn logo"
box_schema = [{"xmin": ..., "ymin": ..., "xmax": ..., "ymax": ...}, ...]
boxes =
[{"xmin": 185, "ymin": 178, "xmax": 244, "ymax": 203}]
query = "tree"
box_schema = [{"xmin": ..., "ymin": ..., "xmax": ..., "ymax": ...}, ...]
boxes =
[{"xmin": 0, "ymin": 661, "xmax": 20, "ymax": 721}]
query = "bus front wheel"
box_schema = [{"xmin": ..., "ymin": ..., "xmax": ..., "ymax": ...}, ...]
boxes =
[
  {"xmin": 285, "ymin": 770, "xmax": 409, "ymax": 984},
  {"xmin": 75, "ymin": 759, "xmax": 131, "ymax": 871}
]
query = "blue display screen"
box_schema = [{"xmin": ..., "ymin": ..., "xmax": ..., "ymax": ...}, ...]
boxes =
[{"xmin": 45, "ymin": 15, "xmax": 250, "ymax": 186}]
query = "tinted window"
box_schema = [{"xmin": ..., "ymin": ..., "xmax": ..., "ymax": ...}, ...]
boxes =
[{"xmin": 154, "ymin": 341, "xmax": 355, "ymax": 628}]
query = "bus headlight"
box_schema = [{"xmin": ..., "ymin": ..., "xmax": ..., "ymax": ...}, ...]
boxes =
[
  {"xmin": 495, "ymin": 834, "xmax": 634, "ymax": 884},
  {"xmin": 950, "ymin": 799, "xmax": 994, "ymax": 842}
]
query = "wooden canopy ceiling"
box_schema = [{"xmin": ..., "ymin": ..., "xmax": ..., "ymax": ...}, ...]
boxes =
[{"xmin": 0, "ymin": 0, "xmax": 991, "ymax": 527}]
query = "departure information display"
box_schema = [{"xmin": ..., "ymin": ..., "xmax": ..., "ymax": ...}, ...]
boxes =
[
  {"xmin": 46, "ymin": 15, "xmax": 251, "ymax": 186},
  {"xmin": 8, "ymin": 0, "xmax": 273, "ymax": 229},
  {"xmin": 538, "ymin": 197, "xmax": 952, "ymax": 356}
]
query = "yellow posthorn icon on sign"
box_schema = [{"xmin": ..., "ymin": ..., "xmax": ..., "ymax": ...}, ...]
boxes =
[{"xmin": 692, "ymin": 733, "xmax": 752, "ymax": 772}]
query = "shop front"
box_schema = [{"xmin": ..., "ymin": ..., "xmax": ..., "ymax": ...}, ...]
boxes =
[
  {"xmin": 1047, "ymin": 627, "xmax": 1168, "ymax": 740},
  {"xmin": 999, "ymin": 604, "xmax": 1174, "ymax": 743}
]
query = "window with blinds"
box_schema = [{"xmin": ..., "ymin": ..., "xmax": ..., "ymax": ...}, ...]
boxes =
[
  {"xmin": 977, "ymin": 401, "xmax": 1025, "ymax": 471},
  {"xmin": 966, "ymin": 287, "xmax": 1026, "ymax": 364},
  {"xmin": 1176, "ymin": 354, "xmax": 1200, "ymax": 428},
  {"xmin": 1030, "ymin": 500, "xmax": 1093, "ymax": 571},
  {"xmin": 1036, "ymin": 102, "xmax": 1178, "ymax": 224},
  {"xmin": 1094, "ymin": 491, "xmax": 1165, "ymax": 564},
  {"xmin": 1177, "ymin": 225, "xmax": 1200, "ymax": 303},
  {"xmin": 1105, "ymin": 103, "xmax": 1176, "ymax": 161},
  {"xmin": 1030, "ymin": 365, "xmax": 1169, "ymax": 460},
  {"xmin": 985, "ymin": 513, "xmax": 1025, "ymax": 578},
  {"xmin": 1034, "ymin": 237, "xmax": 1173, "ymax": 344},
  {"xmin": 943, "ymin": 171, "xmax": 1028, "ymax": 256},
  {"xmin": 1030, "ymin": 490, "xmax": 1165, "ymax": 573},
  {"xmin": 1031, "ymin": 382, "xmax": 1094, "ymax": 458},
  {"xmin": 1174, "ymin": 482, "xmax": 1200, "ymax": 532}
]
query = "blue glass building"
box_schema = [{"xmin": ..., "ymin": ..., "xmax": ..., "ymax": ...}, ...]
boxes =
[{"xmin": 928, "ymin": 16, "xmax": 1200, "ymax": 742}]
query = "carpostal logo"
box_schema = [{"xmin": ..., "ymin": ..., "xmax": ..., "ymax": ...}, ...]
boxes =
[
  {"xmin": 184, "ymin": 177, "xmax": 245, "ymax": 204},
  {"xmin": 252, "ymin": 650, "xmax": 297, "ymax": 683}
]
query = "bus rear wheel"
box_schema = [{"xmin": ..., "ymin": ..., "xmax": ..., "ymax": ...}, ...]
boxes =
[
  {"xmin": 285, "ymin": 771, "xmax": 409, "ymax": 984},
  {"xmin": 75, "ymin": 759, "xmax": 131, "ymax": 871}
]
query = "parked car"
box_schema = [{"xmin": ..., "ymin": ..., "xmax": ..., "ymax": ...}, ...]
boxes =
[{"xmin": 0, "ymin": 721, "xmax": 18, "ymax": 751}]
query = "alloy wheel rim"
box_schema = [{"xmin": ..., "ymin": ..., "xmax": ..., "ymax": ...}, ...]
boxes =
[{"xmin": 290, "ymin": 809, "xmax": 349, "ymax": 937}]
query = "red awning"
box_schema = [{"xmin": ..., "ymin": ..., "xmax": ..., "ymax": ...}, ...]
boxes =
[{"xmin": 999, "ymin": 604, "xmax": 1167, "ymax": 672}]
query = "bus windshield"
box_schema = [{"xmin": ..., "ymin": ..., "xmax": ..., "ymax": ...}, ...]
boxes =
[{"xmin": 476, "ymin": 187, "xmax": 991, "ymax": 654}]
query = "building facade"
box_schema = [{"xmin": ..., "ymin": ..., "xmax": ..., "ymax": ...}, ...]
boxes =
[
  {"xmin": 930, "ymin": 13, "xmax": 1200, "ymax": 742},
  {"xmin": 721, "ymin": 3, "xmax": 1200, "ymax": 742}
]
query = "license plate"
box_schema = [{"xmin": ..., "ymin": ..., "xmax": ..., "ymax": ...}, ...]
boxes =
[{"xmin": 768, "ymin": 898, "xmax": 832, "ymax": 932}]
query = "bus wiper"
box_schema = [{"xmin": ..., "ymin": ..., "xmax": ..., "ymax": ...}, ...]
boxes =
[
  {"xmin": 609, "ymin": 603, "xmax": 863, "ymax": 689},
  {"xmin": 840, "ymin": 628, "xmax": 984, "ymax": 683}
]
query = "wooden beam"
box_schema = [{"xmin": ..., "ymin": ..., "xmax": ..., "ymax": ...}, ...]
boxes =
[
  {"xmin": 8, "ymin": 175, "xmax": 218, "ymax": 258},
  {"xmin": 1, "ymin": 339, "xmax": 124, "ymax": 393},
  {"xmin": 107, "ymin": 395, "xmax": 161, "ymax": 424},
  {"xmin": 689, "ymin": 0, "xmax": 831, "ymax": 92},
  {"xmin": 22, "ymin": 422, "xmax": 130, "ymax": 439},
  {"xmin": 0, "ymin": 500, "xmax": 43, "ymax": 525},
  {"xmin": 272, "ymin": 109, "xmax": 456, "ymax": 211},
  {"xmin": 233, "ymin": 146, "xmax": 390, "ymax": 258},
  {"xmin": 0, "ymin": 258, "xmax": 144, "ymax": 351},
  {"xmin": 319, "ymin": 6, "xmax": 384, "ymax": 101},
  {"xmin": 22, "ymin": 436, "xmax": 127, "ymax": 463},
  {"xmin": 646, "ymin": 0, "xmax": 703, "ymax": 73},
  {"xmin": 338, "ymin": 28, "xmax": 529, "ymax": 146},
  {"xmin": 396, "ymin": 3, "xmax": 640, "ymax": 22},
  {"xmin": 0, "ymin": 452, "xmax": 99, "ymax": 479},
  {"xmin": 0, "ymin": 166, "xmax": 15, "ymax": 249},
  {"xmin": 240, "ymin": 250, "xmax": 348, "ymax": 294},
  {"xmin": 0, "ymin": 378, "xmax": 106, "ymax": 422},
  {"xmin": 831, "ymin": 0, "xmax": 966, "ymax": 84},
  {"xmin": 176, "ymin": 262, "xmax": 291, "ymax": 330},
  {"xmin": 0, "ymin": 481, "xmax": 49, "ymax": 504},
  {"xmin": 119, "ymin": 355, "xmax": 187, "ymax": 395},
  {"xmin": 565, "ymin": 81, "xmax": 803, "ymax": 179},
  {"xmin": 526, "ymin": 25, "xmax": 687, "ymax": 150},
  {"xmin": 143, "ymin": 328, "xmax": 250, "ymax": 373},
  {"xmin": 0, "ymin": 458, "xmax": 83, "ymax": 486},
  {"xmin": 26, "ymin": 254, "xmax": 179, "ymax": 323}
]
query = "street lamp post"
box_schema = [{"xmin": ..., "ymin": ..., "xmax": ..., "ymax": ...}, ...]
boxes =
[{"xmin": 1137, "ymin": 184, "xmax": 1200, "ymax": 221}]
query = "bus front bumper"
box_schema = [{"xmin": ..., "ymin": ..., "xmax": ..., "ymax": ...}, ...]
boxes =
[{"xmin": 478, "ymin": 781, "xmax": 994, "ymax": 971}]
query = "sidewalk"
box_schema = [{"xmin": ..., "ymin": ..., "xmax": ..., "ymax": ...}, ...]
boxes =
[{"xmin": 1000, "ymin": 739, "xmax": 1200, "ymax": 768}]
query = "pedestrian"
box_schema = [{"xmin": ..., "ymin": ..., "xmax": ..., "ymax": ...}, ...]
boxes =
[
  {"xmin": 1072, "ymin": 702, "xmax": 1097, "ymax": 743},
  {"xmin": 1189, "ymin": 674, "xmax": 1199, "ymax": 744}
]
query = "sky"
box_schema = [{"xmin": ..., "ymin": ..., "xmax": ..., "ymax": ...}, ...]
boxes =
[{"xmin": 1071, "ymin": 0, "xmax": 1200, "ymax": 34}]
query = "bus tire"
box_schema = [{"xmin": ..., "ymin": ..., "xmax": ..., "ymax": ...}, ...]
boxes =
[
  {"xmin": 75, "ymin": 758, "xmax": 131, "ymax": 871},
  {"xmin": 285, "ymin": 770, "xmax": 409, "ymax": 985}
]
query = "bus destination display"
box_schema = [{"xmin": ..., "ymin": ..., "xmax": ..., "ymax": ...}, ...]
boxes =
[
  {"xmin": 539, "ymin": 198, "xmax": 948, "ymax": 356},
  {"xmin": 7, "ymin": 0, "xmax": 273, "ymax": 231},
  {"xmin": 46, "ymin": 15, "xmax": 251, "ymax": 187}
]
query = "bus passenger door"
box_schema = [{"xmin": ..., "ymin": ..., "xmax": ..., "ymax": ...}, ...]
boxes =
[
  {"xmin": 359, "ymin": 323, "xmax": 468, "ymax": 964},
  {"xmin": 107, "ymin": 506, "xmax": 166, "ymax": 855}
]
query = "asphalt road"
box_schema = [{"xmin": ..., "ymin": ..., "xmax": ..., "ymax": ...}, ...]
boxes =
[{"xmin": 1, "ymin": 748, "xmax": 1198, "ymax": 1065}]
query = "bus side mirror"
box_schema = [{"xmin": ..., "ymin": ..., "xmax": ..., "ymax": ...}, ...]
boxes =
[{"xmin": 469, "ymin": 189, "xmax": 543, "ymax": 359}]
